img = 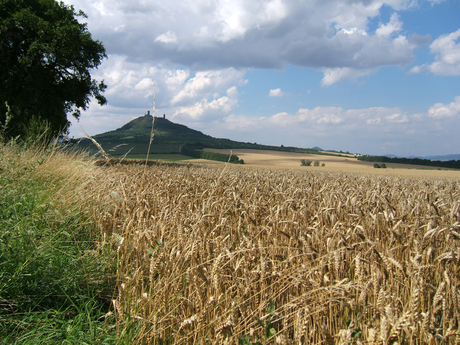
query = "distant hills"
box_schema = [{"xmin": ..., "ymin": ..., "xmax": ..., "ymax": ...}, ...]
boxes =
[
  {"xmin": 73, "ymin": 114, "xmax": 460, "ymax": 169},
  {"xmin": 74, "ymin": 114, "xmax": 324, "ymax": 156}
]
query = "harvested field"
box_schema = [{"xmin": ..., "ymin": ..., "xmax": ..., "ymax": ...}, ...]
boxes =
[
  {"xmin": 85, "ymin": 160, "xmax": 460, "ymax": 344},
  {"xmin": 203, "ymin": 149, "xmax": 460, "ymax": 179}
]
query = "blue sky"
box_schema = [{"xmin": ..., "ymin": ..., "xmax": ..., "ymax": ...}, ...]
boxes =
[{"xmin": 64, "ymin": 0, "xmax": 460, "ymax": 157}]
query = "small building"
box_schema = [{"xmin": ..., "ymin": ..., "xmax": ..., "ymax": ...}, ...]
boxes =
[{"xmin": 145, "ymin": 110, "xmax": 166, "ymax": 119}]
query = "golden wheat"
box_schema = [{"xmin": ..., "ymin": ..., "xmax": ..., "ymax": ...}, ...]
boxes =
[{"xmin": 66, "ymin": 159, "xmax": 460, "ymax": 344}]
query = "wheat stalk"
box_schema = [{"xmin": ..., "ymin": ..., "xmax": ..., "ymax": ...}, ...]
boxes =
[{"xmin": 66, "ymin": 158, "xmax": 460, "ymax": 344}]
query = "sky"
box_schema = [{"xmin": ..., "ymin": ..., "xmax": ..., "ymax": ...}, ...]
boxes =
[{"xmin": 63, "ymin": 0, "xmax": 460, "ymax": 157}]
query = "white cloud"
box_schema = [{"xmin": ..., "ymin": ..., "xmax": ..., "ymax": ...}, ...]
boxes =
[
  {"xmin": 410, "ymin": 29, "xmax": 460, "ymax": 76},
  {"xmin": 170, "ymin": 68, "xmax": 247, "ymax": 105},
  {"xmin": 165, "ymin": 70, "xmax": 190, "ymax": 91},
  {"xmin": 427, "ymin": 29, "xmax": 460, "ymax": 75},
  {"xmin": 299, "ymin": 107, "xmax": 344, "ymax": 125},
  {"xmin": 385, "ymin": 113, "xmax": 409, "ymax": 123},
  {"xmin": 407, "ymin": 64, "xmax": 423, "ymax": 74},
  {"xmin": 206, "ymin": 103, "xmax": 424, "ymax": 154},
  {"xmin": 428, "ymin": 96, "xmax": 460, "ymax": 118},
  {"xmin": 261, "ymin": 0, "xmax": 287, "ymax": 22},
  {"xmin": 155, "ymin": 31, "xmax": 178, "ymax": 44},
  {"xmin": 268, "ymin": 107, "xmax": 345, "ymax": 126},
  {"xmin": 238, "ymin": 105, "xmax": 415, "ymax": 140},
  {"xmin": 68, "ymin": 55, "xmax": 247, "ymax": 135},
  {"xmin": 63, "ymin": 0, "xmax": 430, "ymax": 85},
  {"xmin": 321, "ymin": 67, "xmax": 377, "ymax": 86},
  {"xmin": 172, "ymin": 87, "xmax": 239, "ymax": 120},
  {"xmin": 196, "ymin": 0, "xmax": 288, "ymax": 43},
  {"xmin": 269, "ymin": 88, "xmax": 286, "ymax": 97},
  {"xmin": 375, "ymin": 13, "xmax": 403, "ymax": 37},
  {"xmin": 134, "ymin": 78, "xmax": 153, "ymax": 91},
  {"xmin": 212, "ymin": 97, "xmax": 460, "ymax": 155}
]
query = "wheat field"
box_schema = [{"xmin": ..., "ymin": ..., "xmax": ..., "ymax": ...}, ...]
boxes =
[{"xmin": 76, "ymin": 158, "xmax": 460, "ymax": 344}]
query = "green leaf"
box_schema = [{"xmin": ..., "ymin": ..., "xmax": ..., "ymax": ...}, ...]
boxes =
[
  {"xmin": 256, "ymin": 317, "xmax": 265, "ymax": 328},
  {"xmin": 268, "ymin": 299, "xmax": 274, "ymax": 314},
  {"xmin": 238, "ymin": 335, "xmax": 251, "ymax": 345}
]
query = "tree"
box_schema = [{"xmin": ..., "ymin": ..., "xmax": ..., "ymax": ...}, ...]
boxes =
[{"xmin": 0, "ymin": 0, "xmax": 107, "ymax": 140}]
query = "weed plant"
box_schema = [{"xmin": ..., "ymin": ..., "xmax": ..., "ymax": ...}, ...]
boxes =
[{"xmin": 0, "ymin": 142, "xmax": 118, "ymax": 344}]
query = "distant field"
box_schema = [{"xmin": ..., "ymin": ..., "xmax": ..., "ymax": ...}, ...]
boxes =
[
  {"xmin": 116, "ymin": 153, "xmax": 195, "ymax": 161},
  {"xmin": 203, "ymin": 148, "xmax": 460, "ymax": 178},
  {"xmin": 118, "ymin": 149, "xmax": 459, "ymax": 178}
]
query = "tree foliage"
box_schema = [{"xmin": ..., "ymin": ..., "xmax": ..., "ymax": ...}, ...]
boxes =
[
  {"xmin": 181, "ymin": 145, "xmax": 244, "ymax": 164},
  {"xmin": 300, "ymin": 159, "xmax": 312, "ymax": 166},
  {"xmin": 359, "ymin": 155, "xmax": 460, "ymax": 170},
  {"xmin": 0, "ymin": 0, "xmax": 107, "ymax": 140}
]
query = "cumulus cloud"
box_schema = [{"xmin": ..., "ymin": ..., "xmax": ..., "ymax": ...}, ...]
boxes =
[
  {"xmin": 172, "ymin": 94, "xmax": 237, "ymax": 120},
  {"xmin": 214, "ymin": 97, "xmax": 460, "ymax": 155},
  {"xmin": 155, "ymin": 31, "xmax": 178, "ymax": 44},
  {"xmin": 207, "ymin": 103, "xmax": 427, "ymax": 154},
  {"xmin": 195, "ymin": 0, "xmax": 288, "ymax": 43},
  {"xmin": 428, "ymin": 96, "xmax": 460, "ymax": 118},
  {"xmin": 427, "ymin": 29, "xmax": 460, "ymax": 75},
  {"xmin": 172, "ymin": 86, "xmax": 240, "ymax": 121},
  {"xmin": 410, "ymin": 29, "xmax": 460, "ymax": 76},
  {"xmin": 269, "ymin": 88, "xmax": 287, "ymax": 97},
  {"xmin": 267, "ymin": 106, "xmax": 410, "ymax": 128},
  {"xmin": 64, "ymin": 0, "xmax": 430, "ymax": 84},
  {"xmin": 407, "ymin": 65, "xmax": 423, "ymax": 74},
  {"xmin": 321, "ymin": 67, "xmax": 377, "ymax": 86},
  {"xmin": 170, "ymin": 69, "xmax": 247, "ymax": 105},
  {"xmin": 68, "ymin": 55, "xmax": 247, "ymax": 135},
  {"xmin": 385, "ymin": 112, "xmax": 409, "ymax": 123},
  {"xmin": 376, "ymin": 13, "xmax": 403, "ymax": 37}
]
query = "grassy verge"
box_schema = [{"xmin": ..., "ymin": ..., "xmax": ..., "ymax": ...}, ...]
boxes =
[{"xmin": 0, "ymin": 143, "xmax": 118, "ymax": 344}]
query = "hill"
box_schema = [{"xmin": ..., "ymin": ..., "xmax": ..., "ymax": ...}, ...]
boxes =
[
  {"xmin": 73, "ymin": 114, "xmax": 322, "ymax": 156},
  {"xmin": 72, "ymin": 114, "xmax": 460, "ymax": 170}
]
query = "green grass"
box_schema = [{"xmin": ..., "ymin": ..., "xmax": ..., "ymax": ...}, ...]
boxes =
[{"xmin": 0, "ymin": 145, "xmax": 119, "ymax": 344}]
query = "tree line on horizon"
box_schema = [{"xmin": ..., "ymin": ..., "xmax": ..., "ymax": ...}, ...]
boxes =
[
  {"xmin": 181, "ymin": 145, "xmax": 245, "ymax": 164},
  {"xmin": 358, "ymin": 155, "xmax": 460, "ymax": 170}
]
